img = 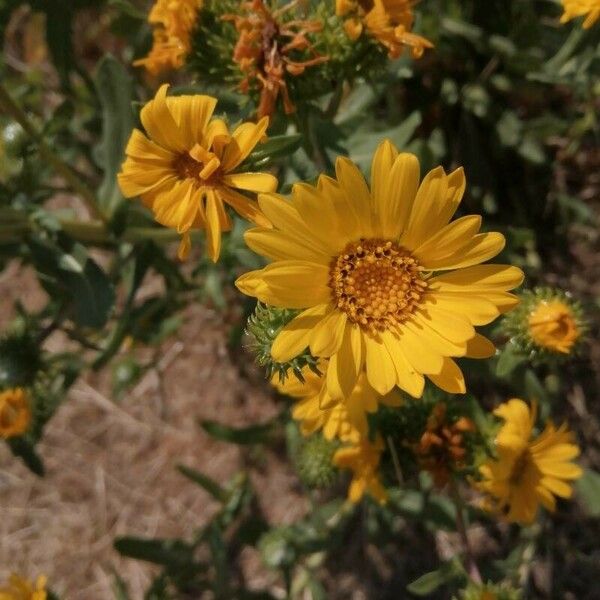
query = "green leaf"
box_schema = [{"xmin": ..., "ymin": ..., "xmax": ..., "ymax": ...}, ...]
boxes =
[
  {"xmin": 114, "ymin": 537, "xmax": 194, "ymax": 567},
  {"xmin": 245, "ymin": 134, "xmax": 303, "ymax": 168},
  {"xmin": 108, "ymin": 0, "xmax": 146, "ymax": 18},
  {"xmin": 112, "ymin": 573, "xmax": 132, "ymax": 600},
  {"xmin": 496, "ymin": 344, "xmax": 528, "ymax": 378},
  {"xmin": 347, "ymin": 112, "xmax": 421, "ymax": 172},
  {"xmin": 576, "ymin": 469, "xmax": 600, "ymax": 518},
  {"xmin": 201, "ymin": 419, "xmax": 276, "ymax": 445},
  {"xmin": 177, "ymin": 464, "xmax": 227, "ymax": 502},
  {"xmin": 407, "ymin": 560, "xmax": 464, "ymax": 596},
  {"xmin": 94, "ymin": 55, "xmax": 135, "ymax": 219},
  {"xmin": 7, "ymin": 437, "xmax": 45, "ymax": 476}
]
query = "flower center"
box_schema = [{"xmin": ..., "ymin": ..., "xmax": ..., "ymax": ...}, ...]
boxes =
[
  {"xmin": 173, "ymin": 144, "xmax": 222, "ymax": 186},
  {"xmin": 509, "ymin": 450, "xmax": 531, "ymax": 485},
  {"xmin": 329, "ymin": 238, "xmax": 427, "ymax": 333}
]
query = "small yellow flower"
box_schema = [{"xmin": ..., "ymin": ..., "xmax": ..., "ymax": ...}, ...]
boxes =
[
  {"xmin": 0, "ymin": 388, "xmax": 31, "ymax": 439},
  {"xmin": 528, "ymin": 300, "xmax": 580, "ymax": 354},
  {"xmin": 236, "ymin": 141, "xmax": 523, "ymax": 401},
  {"xmin": 118, "ymin": 84, "xmax": 278, "ymax": 261},
  {"xmin": 0, "ymin": 573, "xmax": 47, "ymax": 600},
  {"xmin": 560, "ymin": 0, "xmax": 600, "ymax": 28},
  {"xmin": 134, "ymin": 0, "xmax": 203, "ymax": 75},
  {"xmin": 333, "ymin": 435, "xmax": 387, "ymax": 503},
  {"xmin": 336, "ymin": 0, "xmax": 433, "ymax": 59},
  {"xmin": 275, "ymin": 364, "xmax": 402, "ymax": 443},
  {"xmin": 478, "ymin": 399, "xmax": 582, "ymax": 524}
]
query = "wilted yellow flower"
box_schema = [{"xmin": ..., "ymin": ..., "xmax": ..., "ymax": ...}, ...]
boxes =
[
  {"xmin": 134, "ymin": 0, "xmax": 202, "ymax": 75},
  {"xmin": 336, "ymin": 0, "xmax": 433, "ymax": 58},
  {"xmin": 118, "ymin": 84, "xmax": 277, "ymax": 261},
  {"xmin": 236, "ymin": 141, "xmax": 523, "ymax": 400},
  {"xmin": 0, "ymin": 388, "xmax": 31, "ymax": 439},
  {"xmin": 560, "ymin": 0, "xmax": 600, "ymax": 28},
  {"xmin": 528, "ymin": 300, "xmax": 580, "ymax": 354},
  {"xmin": 334, "ymin": 435, "xmax": 387, "ymax": 503},
  {"xmin": 224, "ymin": 0, "xmax": 328, "ymax": 119},
  {"xmin": 479, "ymin": 399, "xmax": 582, "ymax": 524},
  {"xmin": 275, "ymin": 364, "xmax": 401, "ymax": 443},
  {"xmin": 0, "ymin": 573, "xmax": 47, "ymax": 600}
]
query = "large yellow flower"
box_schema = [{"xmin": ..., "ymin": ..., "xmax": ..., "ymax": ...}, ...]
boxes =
[
  {"xmin": 479, "ymin": 399, "xmax": 582, "ymax": 524},
  {"xmin": 134, "ymin": 0, "xmax": 203, "ymax": 75},
  {"xmin": 275, "ymin": 364, "xmax": 402, "ymax": 443},
  {"xmin": 236, "ymin": 141, "xmax": 523, "ymax": 400},
  {"xmin": 118, "ymin": 84, "xmax": 278, "ymax": 261},
  {"xmin": 560, "ymin": 0, "xmax": 600, "ymax": 28},
  {"xmin": 333, "ymin": 435, "xmax": 387, "ymax": 503},
  {"xmin": 336, "ymin": 0, "xmax": 433, "ymax": 58},
  {"xmin": 528, "ymin": 299, "xmax": 580, "ymax": 354},
  {"xmin": 0, "ymin": 574, "xmax": 47, "ymax": 600},
  {"xmin": 0, "ymin": 388, "xmax": 31, "ymax": 439}
]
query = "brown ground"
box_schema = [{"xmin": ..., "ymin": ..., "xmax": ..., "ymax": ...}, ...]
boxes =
[{"xmin": 0, "ymin": 263, "xmax": 309, "ymax": 599}]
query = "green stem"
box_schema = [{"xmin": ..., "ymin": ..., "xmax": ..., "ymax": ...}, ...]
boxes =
[{"xmin": 0, "ymin": 83, "xmax": 104, "ymax": 222}]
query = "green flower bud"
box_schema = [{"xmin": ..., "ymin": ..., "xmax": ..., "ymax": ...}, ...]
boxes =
[
  {"xmin": 246, "ymin": 303, "xmax": 320, "ymax": 383},
  {"xmin": 296, "ymin": 434, "xmax": 339, "ymax": 490}
]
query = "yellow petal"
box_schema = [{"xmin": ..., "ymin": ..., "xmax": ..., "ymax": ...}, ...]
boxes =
[
  {"xmin": 381, "ymin": 330, "xmax": 425, "ymax": 398},
  {"xmin": 335, "ymin": 157, "xmax": 373, "ymax": 237},
  {"xmin": 379, "ymin": 151, "xmax": 421, "ymax": 239},
  {"xmin": 271, "ymin": 304, "xmax": 332, "ymax": 362},
  {"xmin": 397, "ymin": 326, "xmax": 444, "ymax": 375},
  {"xmin": 327, "ymin": 324, "xmax": 364, "ymax": 400},
  {"xmin": 244, "ymin": 228, "xmax": 330, "ymax": 262},
  {"xmin": 166, "ymin": 94, "xmax": 217, "ymax": 148},
  {"xmin": 428, "ymin": 265, "xmax": 525, "ymax": 292},
  {"xmin": 204, "ymin": 189, "xmax": 222, "ymax": 262},
  {"xmin": 219, "ymin": 187, "xmax": 271, "ymax": 228},
  {"xmin": 421, "ymin": 232, "xmax": 506, "ymax": 271},
  {"xmin": 427, "ymin": 357, "xmax": 466, "ymax": 393},
  {"xmin": 309, "ymin": 310, "xmax": 348, "ymax": 357},
  {"xmin": 465, "ymin": 334, "xmax": 496, "ymax": 358},
  {"xmin": 221, "ymin": 116, "xmax": 270, "ymax": 171},
  {"xmin": 222, "ymin": 172, "xmax": 278, "ymax": 193},
  {"xmin": 364, "ymin": 334, "xmax": 397, "ymax": 395},
  {"xmin": 140, "ymin": 84, "xmax": 187, "ymax": 152}
]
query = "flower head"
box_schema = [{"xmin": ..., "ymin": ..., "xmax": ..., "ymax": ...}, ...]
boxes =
[
  {"xmin": 336, "ymin": 0, "xmax": 433, "ymax": 58},
  {"xmin": 0, "ymin": 573, "xmax": 47, "ymax": 600},
  {"xmin": 224, "ymin": 0, "xmax": 328, "ymax": 118},
  {"xmin": 413, "ymin": 402, "xmax": 475, "ymax": 487},
  {"xmin": 118, "ymin": 84, "xmax": 278, "ymax": 261},
  {"xmin": 478, "ymin": 399, "xmax": 582, "ymax": 524},
  {"xmin": 0, "ymin": 388, "xmax": 31, "ymax": 439},
  {"xmin": 333, "ymin": 435, "xmax": 387, "ymax": 503},
  {"xmin": 560, "ymin": 0, "xmax": 600, "ymax": 28},
  {"xmin": 502, "ymin": 287, "xmax": 585, "ymax": 358},
  {"xmin": 236, "ymin": 141, "xmax": 523, "ymax": 400},
  {"xmin": 134, "ymin": 0, "xmax": 203, "ymax": 75},
  {"xmin": 275, "ymin": 363, "xmax": 402, "ymax": 443}
]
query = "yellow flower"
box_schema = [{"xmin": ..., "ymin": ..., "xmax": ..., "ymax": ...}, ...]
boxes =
[
  {"xmin": 528, "ymin": 300, "xmax": 580, "ymax": 354},
  {"xmin": 118, "ymin": 84, "xmax": 278, "ymax": 261},
  {"xmin": 134, "ymin": 0, "xmax": 202, "ymax": 75},
  {"xmin": 333, "ymin": 435, "xmax": 387, "ymax": 503},
  {"xmin": 275, "ymin": 364, "xmax": 402, "ymax": 443},
  {"xmin": 0, "ymin": 574, "xmax": 47, "ymax": 600},
  {"xmin": 336, "ymin": 0, "xmax": 433, "ymax": 58},
  {"xmin": 560, "ymin": 0, "xmax": 600, "ymax": 28},
  {"xmin": 236, "ymin": 141, "xmax": 523, "ymax": 400},
  {"xmin": 0, "ymin": 388, "xmax": 31, "ymax": 439},
  {"xmin": 479, "ymin": 399, "xmax": 582, "ymax": 524}
]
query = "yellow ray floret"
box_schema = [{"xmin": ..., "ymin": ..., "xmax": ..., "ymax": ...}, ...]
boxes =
[
  {"xmin": 134, "ymin": 0, "xmax": 203, "ymax": 75},
  {"xmin": 118, "ymin": 84, "xmax": 278, "ymax": 261},
  {"xmin": 478, "ymin": 399, "xmax": 582, "ymax": 524},
  {"xmin": 333, "ymin": 435, "xmax": 387, "ymax": 503},
  {"xmin": 236, "ymin": 140, "xmax": 523, "ymax": 400},
  {"xmin": 560, "ymin": 0, "xmax": 600, "ymax": 28},
  {"xmin": 0, "ymin": 388, "xmax": 31, "ymax": 439},
  {"xmin": 528, "ymin": 299, "xmax": 580, "ymax": 354},
  {"xmin": 275, "ymin": 363, "xmax": 401, "ymax": 443},
  {"xmin": 0, "ymin": 573, "xmax": 47, "ymax": 600},
  {"xmin": 336, "ymin": 0, "xmax": 433, "ymax": 58}
]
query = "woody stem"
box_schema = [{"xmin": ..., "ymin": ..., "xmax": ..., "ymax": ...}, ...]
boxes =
[{"xmin": 450, "ymin": 479, "xmax": 482, "ymax": 584}]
